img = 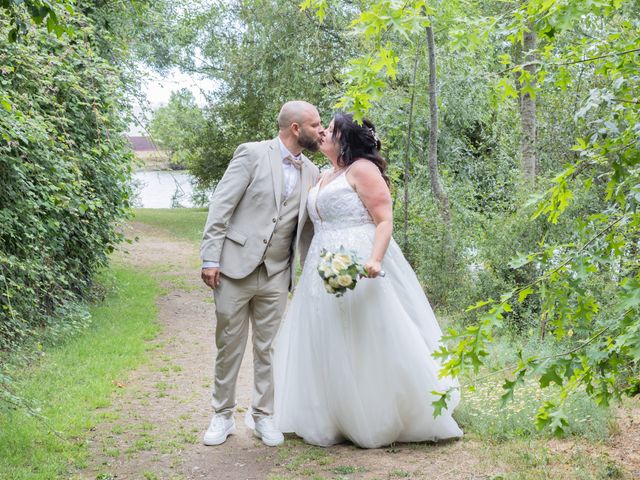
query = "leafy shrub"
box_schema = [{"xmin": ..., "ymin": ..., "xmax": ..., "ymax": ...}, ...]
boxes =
[{"xmin": 0, "ymin": 11, "xmax": 133, "ymax": 349}]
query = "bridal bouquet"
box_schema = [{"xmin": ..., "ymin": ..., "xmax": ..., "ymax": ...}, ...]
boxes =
[{"xmin": 317, "ymin": 247, "xmax": 368, "ymax": 296}]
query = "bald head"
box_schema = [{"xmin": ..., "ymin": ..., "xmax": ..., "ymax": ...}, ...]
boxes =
[
  {"xmin": 277, "ymin": 100, "xmax": 324, "ymax": 154},
  {"xmin": 277, "ymin": 101, "xmax": 318, "ymax": 130}
]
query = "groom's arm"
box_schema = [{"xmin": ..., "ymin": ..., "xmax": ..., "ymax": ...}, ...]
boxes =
[{"xmin": 200, "ymin": 144, "xmax": 254, "ymax": 268}]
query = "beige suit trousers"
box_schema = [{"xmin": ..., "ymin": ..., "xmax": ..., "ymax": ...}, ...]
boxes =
[{"xmin": 212, "ymin": 263, "xmax": 289, "ymax": 422}]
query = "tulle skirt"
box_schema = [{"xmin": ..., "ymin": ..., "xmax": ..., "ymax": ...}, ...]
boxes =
[{"xmin": 273, "ymin": 223, "xmax": 463, "ymax": 448}]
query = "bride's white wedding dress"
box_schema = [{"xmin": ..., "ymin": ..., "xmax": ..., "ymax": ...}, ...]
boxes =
[{"xmin": 273, "ymin": 171, "xmax": 463, "ymax": 448}]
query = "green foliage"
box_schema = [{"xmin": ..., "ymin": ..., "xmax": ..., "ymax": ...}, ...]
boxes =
[
  {"xmin": 0, "ymin": 9, "xmax": 133, "ymax": 349},
  {"xmin": 150, "ymin": 0, "xmax": 354, "ymax": 188},
  {"xmin": 301, "ymin": 0, "xmax": 640, "ymax": 435},
  {"xmin": 307, "ymin": 0, "xmax": 431, "ymax": 123},
  {"xmin": 0, "ymin": 0, "xmax": 74, "ymax": 41},
  {"xmin": 457, "ymin": 379, "xmax": 613, "ymax": 442},
  {"xmin": 147, "ymin": 89, "xmax": 205, "ymax": 169},
  {"xmin": 433, "ymin": 0, "xmax": 640, "ymax": 434},
  {"xmin": 0, "ymin": 265, "xmax": 160, "ymax": 479}
]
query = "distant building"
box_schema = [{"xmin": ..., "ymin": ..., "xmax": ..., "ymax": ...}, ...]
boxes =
[{"xmin": 127, "ymin": 136, "xmax": 171, "ymax": 169}]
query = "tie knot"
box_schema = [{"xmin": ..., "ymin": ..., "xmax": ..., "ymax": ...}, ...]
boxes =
[{"xmin": 283, "ymin": 155, "xmax": 303, "ymax": 169}]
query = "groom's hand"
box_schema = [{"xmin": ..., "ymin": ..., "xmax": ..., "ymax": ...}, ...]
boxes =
[{"xmin": 201, "ymin": 267, "xmax": 221, "ymax": 289}]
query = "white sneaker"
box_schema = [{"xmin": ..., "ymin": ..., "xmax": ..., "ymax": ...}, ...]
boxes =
[
  {"xmin": 254, "ymin": 417, "xmax": 284, "ymax": 447},
  {"xmin": 203, "ymin": 414, "xmax": 235, "ymax": 446}
]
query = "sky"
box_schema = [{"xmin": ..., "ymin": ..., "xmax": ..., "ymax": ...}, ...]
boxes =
[{"xmin": 127, "ymin": 66, "xmax": 217, "ymax": 136}]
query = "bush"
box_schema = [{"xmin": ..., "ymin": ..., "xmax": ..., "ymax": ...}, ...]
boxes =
[{"xmin": 0, "ymin": 12, "xmax": 133, "ymax": 349}]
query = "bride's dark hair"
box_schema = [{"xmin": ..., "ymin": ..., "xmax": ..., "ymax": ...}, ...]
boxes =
[{"xmin": 332, "ymin": 113, "xmax": 389, "ymax": 186}]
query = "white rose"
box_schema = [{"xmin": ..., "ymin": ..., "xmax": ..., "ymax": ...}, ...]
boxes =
[
  {"xmin": 331, "ymin": 258, "xmax": 348, "ymax": 272},
  {"xmin": 324, "ymin": 283, "xmax": 336, "ymax": 294},
  {"xmin": 334, "ymin": 253, "xmax": 353, "ymax": 266},
  {"xmin": 337, "ymin": 274, "xmax": 354, "ymax": 287},
  {"xmin": 328, "ymin": 276, "xmax": 340, "ymax": 288}
]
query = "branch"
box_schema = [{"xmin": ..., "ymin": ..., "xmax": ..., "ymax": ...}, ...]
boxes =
[
  {"xmin": 498, "ymin": 47, "xmax": 640, "ymax": 75},
  {"xmin": 557, "ymin": 47, "xmax": 640, "ymax": 66},
  {"xmin": 613, "ymin": 98, "xmax": 640, "ymax": 105},
  {"xmin": 495, "ymin": 214, "xmax": 626, "ymax": 313},
  {"xmin": 460, "ymin": 322, "xmax": 614, "ymax": 388}
]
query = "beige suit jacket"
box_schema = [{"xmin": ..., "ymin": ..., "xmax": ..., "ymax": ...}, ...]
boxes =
[{"xmin": 200, "ymin": 138, "xmax": 320, "ymax": 290}]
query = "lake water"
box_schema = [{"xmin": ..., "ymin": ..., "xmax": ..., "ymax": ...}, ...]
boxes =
[{"xmin": 132, "ymin": 170, "xmax": 200, "ymax": 208}]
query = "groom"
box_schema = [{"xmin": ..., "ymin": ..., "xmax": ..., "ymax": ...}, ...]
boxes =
[{"xmin": 200, "ymin": 101, "xmax": 323, "ymax": 446}]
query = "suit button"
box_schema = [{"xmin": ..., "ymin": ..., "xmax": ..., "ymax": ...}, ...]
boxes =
[
  {"xmin": 283, "ymin": 201, "xmax": 288, "ymax": 206},
  {"xmin": 272, "ymin": 218, "xmax": 277, "ymax": 223},
  {"xmin": 263, "ymin": 239, "xmax": 268, "ymax": 244}
]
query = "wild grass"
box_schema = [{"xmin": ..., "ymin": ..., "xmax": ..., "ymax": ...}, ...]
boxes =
[
  {"xmin": 0, "ymin": 266, "xmax": 160, "ymax": 479},
  {"xmin": 132, "ymin": 208, "xmax": 208, "ymax": 242},
  {"xmin": 455, "ymin": 332, "xmax": 614, "ymax": 441}
]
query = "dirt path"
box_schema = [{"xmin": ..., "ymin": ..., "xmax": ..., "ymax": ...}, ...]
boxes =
[
  {"xmin": 83, "ymin": 221, "xmax": 278, "ymax": 480},
  {"xmin": 80, "ymin": 220, "xmax": 639, "ymax": 480}
]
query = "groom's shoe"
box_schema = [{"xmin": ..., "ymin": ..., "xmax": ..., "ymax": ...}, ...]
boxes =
[
  {"xmin": 254, "ymin": 417, "xmax": 284, "ymax": 447},
  {"xmin": 203, "ymin": 414, "xmax": 235, "ymax": 446}
]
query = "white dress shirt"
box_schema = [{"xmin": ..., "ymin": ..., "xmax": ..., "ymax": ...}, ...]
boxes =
[
  {"xmin": 279, "ymin": 138, "xmax": 301, "ymax": 199},
  {"xmin": 202, "ymin": 137, "xmax": 301, "ymax": 269}
]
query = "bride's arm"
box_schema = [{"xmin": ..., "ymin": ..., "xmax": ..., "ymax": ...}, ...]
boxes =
[{"xmin": 347, "ymin": 160, "xmax": 392, "ymax": 278}]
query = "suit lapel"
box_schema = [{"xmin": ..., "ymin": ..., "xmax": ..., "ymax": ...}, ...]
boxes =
[{"xmin": 268, "ymin": 138, "xmax": 283, "ymax": 208}]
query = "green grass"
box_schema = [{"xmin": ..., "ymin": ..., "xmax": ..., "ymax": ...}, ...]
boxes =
[
  {"xmin": 455, "ymin": 333, "xmax": 614, "ymax": 441},
  {"xmin": 0, "ymin": 265, "xmax": 161, "ymax": 479},
  {"xmin": 276, "ymin": 439, "xmax": 333, "ymax": 474},
  {"xmin": 479, "ymin": 438, "xmax": 626, "ymax": 479},
  {"xmin": 132, "ymin": 208, "xmax": 208, "ymax": 242}
]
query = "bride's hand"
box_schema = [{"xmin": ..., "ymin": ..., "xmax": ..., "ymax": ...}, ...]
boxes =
[{"xmin": 364, "ymin": 259, "xmax": 383, "ymax": 278}]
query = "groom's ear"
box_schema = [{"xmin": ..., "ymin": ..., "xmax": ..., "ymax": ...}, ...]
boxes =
[{"xmin": 290, "ymin": 122, "xmax": 301, "ymax": 136}]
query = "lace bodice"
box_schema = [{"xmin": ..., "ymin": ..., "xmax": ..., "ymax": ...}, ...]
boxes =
[{"xmin": 307, "ymin": 171, "xmax": 374, "ymax": 231}]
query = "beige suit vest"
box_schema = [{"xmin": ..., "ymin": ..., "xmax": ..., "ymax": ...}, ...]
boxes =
[{"xmin": 262, "ymin": 175, "xmax": 301, "ymax": 276}]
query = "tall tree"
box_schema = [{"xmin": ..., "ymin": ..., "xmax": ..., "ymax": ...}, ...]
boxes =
[
  {"xmin": 148, "ymin": 89, "xmax": 205, "ymax": 168},
  {"xmin": 518, "ymin": 17, "xmax": 537, "ymax": 183},
  {"xmin": 426, "ymin": 22, "xmax": 451, "ymax": 224},
  {"xmin": 402, "ymin": 40, "xmax": 421, "ymax": 252}
]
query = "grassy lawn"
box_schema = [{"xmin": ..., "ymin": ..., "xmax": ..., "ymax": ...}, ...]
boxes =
[
  {"xmin": 0, "ymin": 266, "xmax": 161, "ymax": 480},
  {"xmin": 133, "ymin": 208, "xmax": 208, "ymax": 242}
]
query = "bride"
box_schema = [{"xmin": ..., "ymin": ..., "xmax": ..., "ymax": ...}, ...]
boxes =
[{"xmin": 273, "ymin": 113, "xmax": 463, "ymax": 448}]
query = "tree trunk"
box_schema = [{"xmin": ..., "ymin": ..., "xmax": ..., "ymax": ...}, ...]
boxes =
[
  {"xmin": 519, "ymin": 19, "xmax": 537, "ymax": 183},
  {"xmin": 426, "ymin": 23, "xmax": 451, "ymax": 225},
  {"xmin": 403, "ymin": 40, "xmax": 421, "ymax": 253}
]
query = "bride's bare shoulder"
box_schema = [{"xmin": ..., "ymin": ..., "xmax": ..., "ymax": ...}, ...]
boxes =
[{"xmin": 347, "ymin": 159, "xmax": 384, "ymax": 183}]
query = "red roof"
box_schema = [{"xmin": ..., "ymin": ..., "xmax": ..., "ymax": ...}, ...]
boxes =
[{"xmin": 127, "ymin": 136, "xmax": 160, "ymax": 152}]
